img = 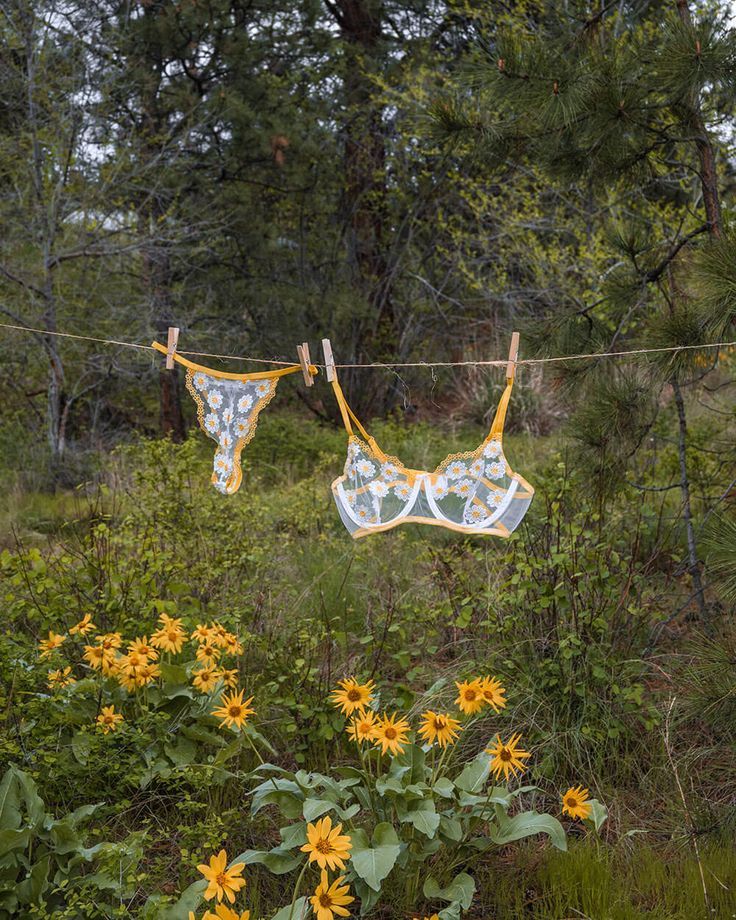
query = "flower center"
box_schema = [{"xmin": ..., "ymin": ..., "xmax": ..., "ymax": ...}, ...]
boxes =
[
  {"xmin": 434, "ymin": 718, "xmax": 445, "ymax": 730},
  {"xmin": 384, "ymin": 726, "xmax": 397, "ymax": 739},
  {"xmin": 228, "ymin": 705, "xmax": 242, "ymax": 718},
  {"xmin": 315, "ymin": 839, "xmax": 333, "ymax": 855},
  {"xmin": 499, "ymin": 748, "xmax": 512, "ymax": 761},
  {"xmin": 216, "ymin": 872, "xmax": 229, "ymax": 886},
  {"xmin": 319, "ymin": 893, "xmax": 333, "ymax": 907},
  {"xmin": 464, "ymin": 689, "xmax": 477, "ymax": 701},
  {"xmin": 167, "ymin": 630, "xmax": 178, "ymax": 641},
  {"xmin": 347, "ymin": 688, "xmax": 362, "ymax": 701},
  {"xmin": 566, "ymin": 796, "xmax": 578, "ymax": 808}
]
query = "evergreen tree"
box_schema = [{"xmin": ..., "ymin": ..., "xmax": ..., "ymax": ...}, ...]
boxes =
[{"xmin": 430, "ymin": 0, "xmax": 736, "ymax": 616}]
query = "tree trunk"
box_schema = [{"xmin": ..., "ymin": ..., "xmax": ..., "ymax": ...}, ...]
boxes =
[
  {"xmin": 675, "ymin": 0, "xmax": 723, "ymax": 238},
  {"xmin": 137, "ymin": 12, "xmax": 186, "ymax": 442},
  {"xmin": 332, "ymin": 0, "xmax": 395, "ymax": 413},
  {"xmin": 672, "ymin": 378, "xmax": 707, "ymax": 618}
]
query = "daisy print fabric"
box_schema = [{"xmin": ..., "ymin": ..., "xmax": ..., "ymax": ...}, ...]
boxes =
[
  {"xmin": 330, "ymin": 374, "xmax": 534, "ymax": 539},
  {"xmin": 185, "ymin": 369, "xmax": 278, "ymax": 494}
]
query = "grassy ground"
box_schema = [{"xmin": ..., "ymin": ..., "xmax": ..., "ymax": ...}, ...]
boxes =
[{"xmin": 0, "ymin": 410, "xmax": 734, "ymax": 918}]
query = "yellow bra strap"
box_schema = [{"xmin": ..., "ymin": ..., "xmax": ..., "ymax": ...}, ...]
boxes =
[
  {"xmin": 489, "ymin": 376, "xmax": 514, "ymax": 439},
  {"xmin": 331, "ymin": 378, "xmax": 373, "ymax": 443},
  {"xmin": 151, "ymin": 341, "xmax": 316, "ymax": 382}
]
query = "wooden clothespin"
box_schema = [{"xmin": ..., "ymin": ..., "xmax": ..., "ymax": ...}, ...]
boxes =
[
  {"xmin": 506, "ymin": 331, "xmax": 520, "ymax": 381},
  {"xmin": 165, "ymin": 326, "xmax": 180, "ymax": 369},
  {"xmin": 322, "ymin": 338, "xmax": 336, "ymax": 382},
  {"xmin": 296, "ymin": 341, "xmax": 314, "ymax": 387}
]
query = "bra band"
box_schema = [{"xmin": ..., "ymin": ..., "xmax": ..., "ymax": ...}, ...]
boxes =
[{"xmin": 151, "ymin": 341, "xmax": 316, "ymax": 382}]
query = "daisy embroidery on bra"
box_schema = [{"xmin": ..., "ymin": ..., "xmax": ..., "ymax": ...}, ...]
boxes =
[{"xmin": 327, "ymin": 342, "xmax": 534, "ymax": 538}]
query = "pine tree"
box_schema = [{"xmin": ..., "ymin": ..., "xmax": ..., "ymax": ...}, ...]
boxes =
[{"xmin": 430, "ymin": 1, "xmax": 736, "ymax": 617}]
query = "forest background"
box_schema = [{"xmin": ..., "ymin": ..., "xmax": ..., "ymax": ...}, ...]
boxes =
[{"xmin": 1, "ymin": 0, "xmax": 736, "ymax": 918}]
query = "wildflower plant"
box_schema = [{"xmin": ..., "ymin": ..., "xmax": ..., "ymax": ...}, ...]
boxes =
[{"xmin": 175, "ymin": 673, "xmax": 607, "ymax": 918}]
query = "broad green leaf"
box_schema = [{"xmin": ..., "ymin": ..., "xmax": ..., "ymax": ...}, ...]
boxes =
[
  {"xmin": 403, "ymin": 800, "xmax": 440, "ymax": 838},
  {"xmin": 165, "ymin": 737, "xmax": 197, "ymax": 767},
  {"xmin": 490, "ymin": 810, "xmax": 567, "ymax": 851},
  {"xmin": 454, "ymin": 753, "xmax": 491, "ymax": 794},
  {"xmin": 160, "ymin": 879, "xmax": 206, "ymax": 919},
  {"xmin": 433, "ymin": 777, "xmax": 455, "ymax": 798},
  {"xmin": 280, "ymin": 822, "xmax": 306, "ymax": 849},
  {"xmin": 270, "ymin": 896, "xmax": 308, "ymax": 919},
  {"xmin": 0, "ymin": 827, "xmax": 30, "ymax": 857},
  {"xmin": 350, "ymin": 822, "xmax": 401, "ymax": 892},
  {"xmin": 15, "ymin": 855, "xmax": 50, "ymax": 905},
  {"xmin": 302, "ymin": 798, "xmax": 358, "ymax": 823},
  {"xmin": 423, "ymin": 872, "xmax": 475, "ymax": 909},
  {"xmin": 0, "ymin": 770, "xmax": 21, "ymax": 830},
  {"xmin": 14, "ymin": 770, "xmax": 44, "ymax": 829},
  {"xmin": 230, "ymin": 847, "xmax": 302, "ymax": 875},
  {"xmin": 438, "ymin": 903, "xmax": 463, "ymax": 920},
  {"xmin": 394, "ymin": 744, "xmax": 426, "ymax": 785},
  {"xmin": 439, "ymin": 815, "xmax": 463, "ymax": 842},
  {"xmin": 352, "ymin": 876, "xmax": 382, "ymax": 913},
  {"xmin": 585, "ymin": 799, "xmax": 608, "ymax": 832},
  {"xmin": 71, "ymin": 732, "xmax": 91, "ymax": 766}
]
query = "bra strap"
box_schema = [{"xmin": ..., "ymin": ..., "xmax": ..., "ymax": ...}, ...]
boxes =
[
  {"xmin": 488, "ymin": 375, "xmax": 514, "ymax": 440},
  {"xmin": 331, "ymin": 378, "xmax": 373, "ymax": 442}
]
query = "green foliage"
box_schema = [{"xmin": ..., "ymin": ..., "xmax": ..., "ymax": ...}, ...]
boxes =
[
  {"xmin": 175, "ymin": 743, "xmax": 604, "ymax": 917},
  {"xmin": 0, "ymin": 765, "xmax": 140, "ymax": 918}
]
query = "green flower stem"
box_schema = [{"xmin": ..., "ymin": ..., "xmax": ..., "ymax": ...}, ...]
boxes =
[
  {"xmin": 287, "ymin": 858, "xmax": 309, "ymax": 920},
  {"xmin": 242, "ymin": 727, "xmax": 264, "ymax": 764}
]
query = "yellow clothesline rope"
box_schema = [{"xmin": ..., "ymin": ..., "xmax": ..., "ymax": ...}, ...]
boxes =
[{"xmin": 0, "ymin": 321, "xmax": 734, "ymax": 370}]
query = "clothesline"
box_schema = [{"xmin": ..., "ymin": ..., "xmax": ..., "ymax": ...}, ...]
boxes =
[{"xmin": 0, "ymin": 320, "xmax": 734, "ymax": 370}]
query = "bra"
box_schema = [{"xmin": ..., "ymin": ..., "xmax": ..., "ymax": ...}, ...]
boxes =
[{"xmin": 329, "ymin": 372, "xmax": 534, "ymax": 539}]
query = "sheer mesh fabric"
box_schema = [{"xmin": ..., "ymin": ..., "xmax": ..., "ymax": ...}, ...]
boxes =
[
  {"xmin": 152, "ymin": 341, "xmax": 309, "ymax": 495},
  {"xmin": 185, "ymin": 369, "xmax": 277, "ymax": 494},
  {"xmin": 331, "ymin": 380, "xmax": 533, "ymax": 539}
]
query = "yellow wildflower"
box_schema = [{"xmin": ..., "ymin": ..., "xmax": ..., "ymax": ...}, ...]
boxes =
[
  {"xmin": 486, "ymin": 733, "xmax": 531, "ymax": 781},
  {"xmin": 150, "ymin": 624, "xmax": 187, "ymax": 654},
  {"xmin": 561, "ymin": 785, "xmax": 592, "ymax": 821},
  {"xmin": 196, "ymin": 642, "xmax": 221, "ymax": 665},
  {"xmin": 347, "ymin": 709, "xmax": 378, "ymax": 744},
  {"xmin": 310, "ymin": 869, "xmax": 354, "ymax": 920},
  {"xmin": 203, "ymin": 905, "xmax": 251, "ymax": 920},
  {"xmin": 301, "ymin": 816, "xmax": 352, "ymax": 871},
  {"xmin": 418, "ymin": 710, "xmax": 461, "ymax": 748},
  {"xmin": 96, "ymin": 705, "xmax": 123, "ymax": 734},
  {"xmin": 69, "ymin": 613, "xmax": 96, "ymax": 636},
  {"xmin": 47, "ymin": 666, "xmax": 75, "ymax": 689},
  {"xmin": 454, "ymin": 678, "xmax": 484, "ymax": 715},
  {"xmin": 128, "ymin": 636, "xmax": 158, "ymax": 660},
  {"xmin": 373, "ymin": 712, "xmax": 411, "ymax": 756},
  {"xmin": 191, "ymin": 623, "xmax": 214, "ymax": 643},
  {"xmin": 193, "ymin": 665, "xmax": 221, "ymax": 694},
  {"xmin": 38, "ymin": 631, "xmax": 66, "ymax": 658},
  {"xmin": 478, "ymin": 675, "xmax": 507, "ymax": 712},
  {"xmin": 196, "ymin": 849, "xmax": 246, "ymax": 903},
  {"xmin": 219, "ymin": 668, "xmax": 239, "ymax": 689},
  {"xmin": 212, "ymin": 689, "xmax": 255, "ymax": 731},
  {"xmin": 330, "ymin": 677, "xmax": 375, "ymax": 715}
]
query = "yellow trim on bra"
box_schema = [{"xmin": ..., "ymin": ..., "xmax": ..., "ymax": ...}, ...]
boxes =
[
  {"xmin": 152, "ymin": 340, "xmax": 317, "ymax": 381},
  {"xmin": 348, "ymin": 515, "xmax": 513, "ymax": 539}
]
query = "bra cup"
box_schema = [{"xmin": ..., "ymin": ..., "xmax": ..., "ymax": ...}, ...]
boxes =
[
  {"xmin": 432, "ymin": 442, "xmax": 512, "ymax": 528},
  {"xmin": 337, "ymin": 440, "xmax": 418, "ymax": 530},
  {"xmin": 332, "ymin": 434, "xmax": 533, "ymax": 538}
]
